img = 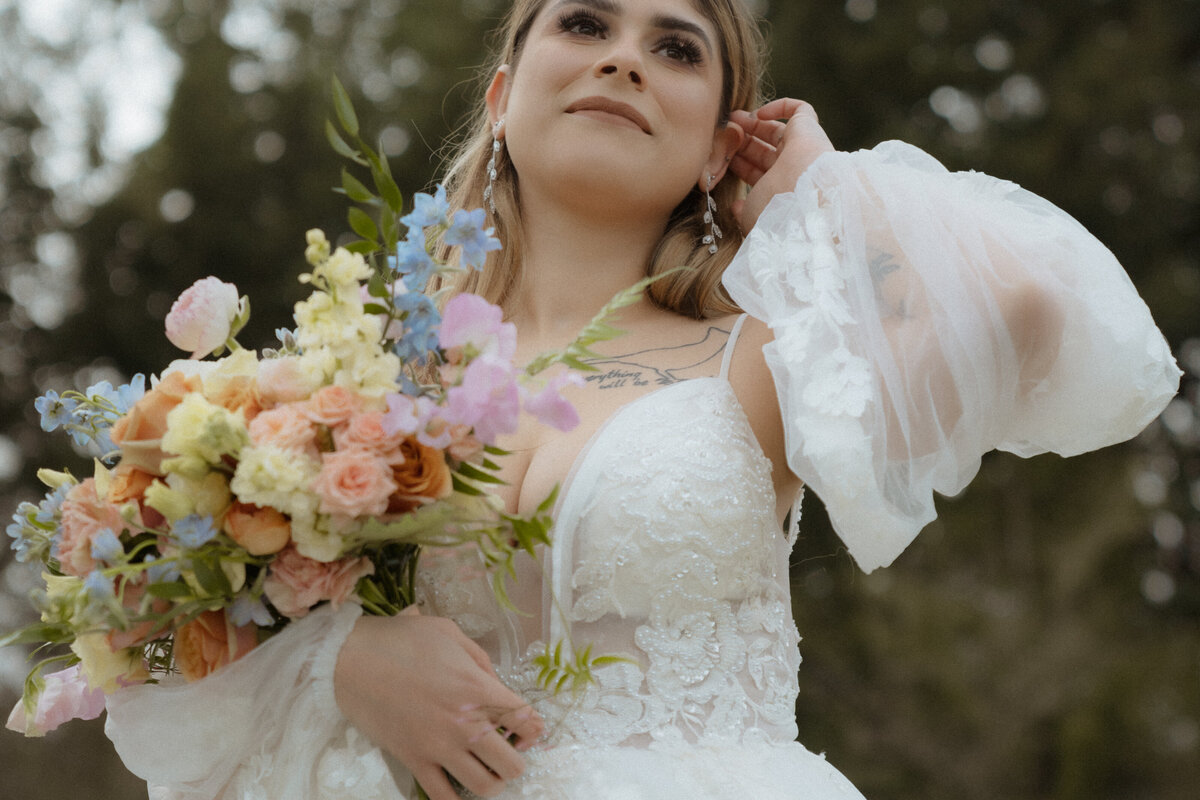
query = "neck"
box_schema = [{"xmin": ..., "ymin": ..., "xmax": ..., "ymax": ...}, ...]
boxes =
[{"xmin": 506, "ymin": 189, "xmax": 670, "ymax": 343}]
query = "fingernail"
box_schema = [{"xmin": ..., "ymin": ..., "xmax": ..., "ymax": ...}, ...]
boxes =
[{"xmin": 458, "ymin": 703, "xmax": 479, "ymax": 712}]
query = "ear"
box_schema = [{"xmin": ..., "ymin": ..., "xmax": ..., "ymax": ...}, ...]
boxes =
[
  {"xmin": 698, "ymin": 120, "xmax": 745, "ymax": 190},
  {"xmin": 486, "ymin": 65, "xmax": 512, "ymax": 132}
]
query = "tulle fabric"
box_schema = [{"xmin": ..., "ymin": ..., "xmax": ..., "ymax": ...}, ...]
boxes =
[
  {"xmin": 105, "ymin": 602, "xmax": 411, "ymax": 800},
  {"xmin": 723, "ymin": 141, "xmax": 1181, "ymax": 573}
]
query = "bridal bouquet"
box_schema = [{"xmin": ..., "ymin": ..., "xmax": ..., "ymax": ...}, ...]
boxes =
[{"xmin": 3, "ymin": 81, "xmax": 628, "ymax": 737}]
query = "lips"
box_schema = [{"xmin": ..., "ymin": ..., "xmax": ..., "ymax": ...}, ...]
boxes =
[{"xmin": 566, "ymin": 96, "xmax": 652, "ymax": 134}]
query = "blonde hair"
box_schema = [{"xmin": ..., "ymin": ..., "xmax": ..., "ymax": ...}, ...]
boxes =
[{"xmin": 434, "ymin": 0, "xmax": 768, "ymax": 320}]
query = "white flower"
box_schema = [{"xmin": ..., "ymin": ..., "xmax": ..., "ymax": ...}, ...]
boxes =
[{"xmin": 165, "ymin": 277, "xmax": 242, "ymax": 359}]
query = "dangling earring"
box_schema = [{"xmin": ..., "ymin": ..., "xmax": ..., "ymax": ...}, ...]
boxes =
[
  {"xmin": 483, "ymin": 118, "xmax": 504, "ymax": 214},
  {"xmin": 702, "ymin": 174, "xmax": 722, "ymax": 255}
]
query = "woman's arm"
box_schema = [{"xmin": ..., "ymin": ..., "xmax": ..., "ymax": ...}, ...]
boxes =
[{"xmin": 334, "ymin": 610, "xmax": 543, "ymax": 800}]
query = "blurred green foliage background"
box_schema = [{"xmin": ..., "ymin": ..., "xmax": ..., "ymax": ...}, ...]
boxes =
[{"xmin": 0, "ymin": 0, "xmax": 1197, "ymax": 798}]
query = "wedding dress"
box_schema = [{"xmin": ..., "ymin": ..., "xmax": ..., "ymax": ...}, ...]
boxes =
[{"xmin": 104, "ymin": 142, "xmax": 1180, "ymax": 799}]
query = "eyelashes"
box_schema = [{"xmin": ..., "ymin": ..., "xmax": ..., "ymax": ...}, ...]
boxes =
[{"xmin": 555, "ymin": 10, "xmax": 706, "ymax": 66}]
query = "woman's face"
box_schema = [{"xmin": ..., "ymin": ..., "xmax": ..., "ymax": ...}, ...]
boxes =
[{"xmin": 490, "ymin": 0, "xmax": 733, "ymax": 221}]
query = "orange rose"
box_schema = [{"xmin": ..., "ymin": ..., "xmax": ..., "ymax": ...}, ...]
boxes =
[
  {"xmin": 387, "ymin": 436, "xmax": 453, "ymax": 514},
  {"xmin": 223, "ymin": 501, "xmax": 291, "ymax": 556},
  {"xmin": 174, "ymin": 609, "xmax": 258, "ymax": 682},
  {"xmin": 59, "ymin": 479, "xmax": 126, "ymax": 578},
  {"xmin": 107, "ymin": 577, "xmax": 171, "ymax": 650},
  {"xmin": 107, "ymin": 464, "xmax": 156, "ymax": 505},
  {"xmin": 110, "ymin": 372, "xmax": 203, "ymax": 475}
]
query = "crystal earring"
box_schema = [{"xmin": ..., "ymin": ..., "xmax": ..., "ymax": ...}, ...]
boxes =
[
  {"xmin": 702, "ymin": 174, "xmax": 722, "ymax": 255},
  {"xmin": 483, "ymin": 118, "xmax": 504, "ymax": 214}
]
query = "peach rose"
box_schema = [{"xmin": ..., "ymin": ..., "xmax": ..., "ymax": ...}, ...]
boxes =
[
  {"xmin": 107, "ymin": 464, "xmax": 156, "ymax": 505},
  {"xmin": 311, "ymin": 450, "xmax": 398, "ymax": 518},
  {"xmin": 174, "ymin": 609, "xmax": 258, "ymax": 682},
  {"xmin": 223, "ymin": 502, "xmax": 291, "ymax": 556},
  {"xmin": 206, "ymin": 374, "xmax": 261, "ymax": 421},
  {"xmin": 304, "ymin": 385, "xmax": 361, "ymax": 427},
  {"xmin": 58, "ymin": 479, "xmax": 126, "ymax": 578},
  {"xmin": 334, "ymin": 411, "xmax": 407, "ymax": 459},
  {"xmin": 248, "ymin": 404, "xmax": 318, "ymax": 454},
  {"xmin": 263, "ymin": 545, "xmax": 374, "ymax": 619},
  {"xmin": 257, "ymin": 356, "xmax": 314, "ymax": 406},
  {"xmin": 387, "ymin": 437, "xmax": 453, "ymax": 514},
  {"xmin": 110, "ymin": 371, "xmax": 203, "ymax": 475}
]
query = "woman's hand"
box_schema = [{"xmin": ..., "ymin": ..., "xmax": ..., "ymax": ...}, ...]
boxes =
[
  {"xmin": 334, "ymin": 610, "xmax": 543, "ymax": 800},
  {"xmin": 729, "ymin": 99, "xmax": 836, "ymax": 232}
]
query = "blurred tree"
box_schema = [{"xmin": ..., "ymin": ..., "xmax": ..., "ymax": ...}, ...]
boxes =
[{"xmin": 1, "ymin": 1, "xmax": 1197, "ymax": 799}]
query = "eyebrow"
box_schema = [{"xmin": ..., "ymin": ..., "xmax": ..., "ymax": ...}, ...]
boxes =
[{"xmin": 548, "ymin": 0, "xmax": 715, "ymax": 57}]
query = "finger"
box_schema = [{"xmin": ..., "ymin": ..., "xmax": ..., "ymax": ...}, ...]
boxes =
[
  {"xmin": 755, "ymin": 97, "xmax": 817, "ymax": 123},
  {"xmin": 729, "ymin": 152, "xmax": 767, "ymax": 186},
  {"xmin": 495, "ymin": 704, "xmax": 544, "ymax": 750},
  {"xmin": 731, "ymin": 112, "xmax": 787, "ymax": 149},
  {"xmin": 470, "ymin": 729, "xmax": 526, "ymax": 781},
  {"xmin": 446, "ymin": 752, "xmax": 507, "ymax": 798},
  {"xmin": 735, "ymin": 135, "xmax": 779, "ymax": 174},
  {"xmin": 413, "ymin": 765, "xmax": 460, "ymax": 800},
  {"xmin": 452, "ymin": 625, "xmax": 502, "ymax": 678}
]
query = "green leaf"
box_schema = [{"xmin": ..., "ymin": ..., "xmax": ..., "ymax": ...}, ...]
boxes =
[
  {"xmin": 0, "ymin": 623, "xmax": 73, "ymax": 649},
  {"xmin": 192, "ymin": 558, "xmax": 232, "ymax": 597},
  {"xmin": 331, "ymin": 75, "xmax": 359, "ymax": 137},
  {"xmin": 348, "ymin": 207, "xmax": 380, "ymax": 242},
  {"xmin": 145, "ymin": 582, "xmax": 194, "ymax": 600},
  {"xmin": 363, "ymin": 303, "xmax": 390, "ymax": 315},
  {"xmin": 341, "ymin": 168, "xmax": 375, "ymax": 203},
  {"xmin": 344, "ymin": 240, "xmax": 377, "ymax": 255},
  {"xmin": 325, "ymin": 120, "xmax": 365, "ymax": 165},
  {"xmin": 456, "ymin": 461, "xmax": 507, "ymax": 485}
]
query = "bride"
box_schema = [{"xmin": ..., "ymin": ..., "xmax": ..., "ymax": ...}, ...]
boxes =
[{"xmin": 105, "ymin": 0, "xmax": 1180, "ymax": 797}]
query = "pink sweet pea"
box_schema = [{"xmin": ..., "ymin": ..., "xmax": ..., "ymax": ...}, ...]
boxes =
[
  {"xmin": 165, "ymin": 277, "xmax": 242, "ymax": 359},
  {"xmin": 6, "ymin": 664, "xmax": 105, "ymax": 737},
  {"xmin": 445, "ymin": 356, "xmax": 520, "ymax": 445},
  {"xmin": 439, "ymin": 294, "xmax": 516, "ymax": 361},
  {"xmin": 523, "ymin": 372, "xmax": 584, "ymax": 432}
]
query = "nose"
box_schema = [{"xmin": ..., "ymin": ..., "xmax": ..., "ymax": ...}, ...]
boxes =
[{"xmin": 595, "ymin": 38, "xmax": 644, "ymax": 88}]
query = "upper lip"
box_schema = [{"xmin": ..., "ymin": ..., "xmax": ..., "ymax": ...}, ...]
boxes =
[{"xmin": 566, "ymin": 96, "xmax": 652, "ymax": 134}]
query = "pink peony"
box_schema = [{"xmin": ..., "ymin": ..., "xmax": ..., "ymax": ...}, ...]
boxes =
[
  {"xmin": 444, "ymin": 356, "xmax": 521, "ymax": 445},
  {"xmin": 58, "ymin": 479, "xmax": 126, "ymax": 578},
  {"xmin": 5, "ymin": 664, "xmax": 105, "ymax": 736},
  {"xmin": 257, "ymin": 356, "xmax": 313, "ymax": 405},
  {"xmin": 439, "ymin": 294, "xmax": 516, "ymax": 362},
  {"xmin": 523, "ymin": 372, "xmax": 584, "ymax": 432},
  {"xmin": 311, "ymin": 450, "xmax": 398, "ymax": 517},
  {"xmin": 248, "ymin": 404, "xmax": 318, "ymax": 454},
  {"xmin": 304, "ymin": 385, "xmax": 362, "ymax": 427},
  {"xmin": 263, "ymin": 545, "xmax": 375, "ymax": 619},
  {"xmin": 165, "ymin": 277, "xmax": 241, "ymax": 359}
]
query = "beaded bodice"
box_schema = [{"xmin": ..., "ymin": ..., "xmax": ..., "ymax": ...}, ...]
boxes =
[{"xmin": 418, "ymin": 375, "xmax": 803, "ymax": 749}]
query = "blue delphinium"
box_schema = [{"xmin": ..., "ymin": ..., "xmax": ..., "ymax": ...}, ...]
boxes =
[
  {"xmin": 392, "ymin": 236, "xmax": 438, "ymax": 290},
  {"xmin": 174, "ymin": 515, "xmax": 219, "ymax": 549},
  {"xmin": 83, "ymin": 570, "xmax": 115, "ymax": 603},
  {"xmin": 392, "ymin": 292, "xmax": 442, "ymax": 363},
  {"xmin": 400, "ymin": 184, "xmax": 450, "ymax": 231},
  {"xmin": 231, "ymin": 593, "xmax": 275, "ymax": 627},
  {"xmin": 445, "ymin": 208, "xmax": 501, "ymax": 270},
  {"xmin": 90, "ymin": 529, "xmax": 124, "ymax": 565},
  {"xmin": 34, "ymin": 390, "xmax": 77, "ymax": 433}
]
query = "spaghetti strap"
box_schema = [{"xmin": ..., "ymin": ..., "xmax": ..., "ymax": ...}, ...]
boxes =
[{"xmin": 719, "ymin": 313, "xmax": 749, "ymax": 379}]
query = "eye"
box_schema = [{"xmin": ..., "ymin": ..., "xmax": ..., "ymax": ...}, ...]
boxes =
[
  {"xmin": 657, "ymin": 35, "xmax": 705, "ymax": 65},
  {"xmin": 558, "ymin": 10, "xmax": 606, "ymax": 38}
]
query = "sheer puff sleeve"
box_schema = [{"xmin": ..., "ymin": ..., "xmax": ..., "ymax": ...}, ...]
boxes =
[
  {"xmin": 722, "ymin": 141, "xmax": 1181, "ymax": 573},
  {"xmin": 104, "ymin": 602, "xmax": 411, "ymax": 800}
]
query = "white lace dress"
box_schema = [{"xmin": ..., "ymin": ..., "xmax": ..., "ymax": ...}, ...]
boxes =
[{"xmin": 104, "ymin": 142, "xmax": 1180, "ymax": 799}]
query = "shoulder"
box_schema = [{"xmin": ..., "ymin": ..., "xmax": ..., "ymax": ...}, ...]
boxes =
[{"xmin": 722, "ymin": 314, "xmax": 802, "ymax": 502}]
